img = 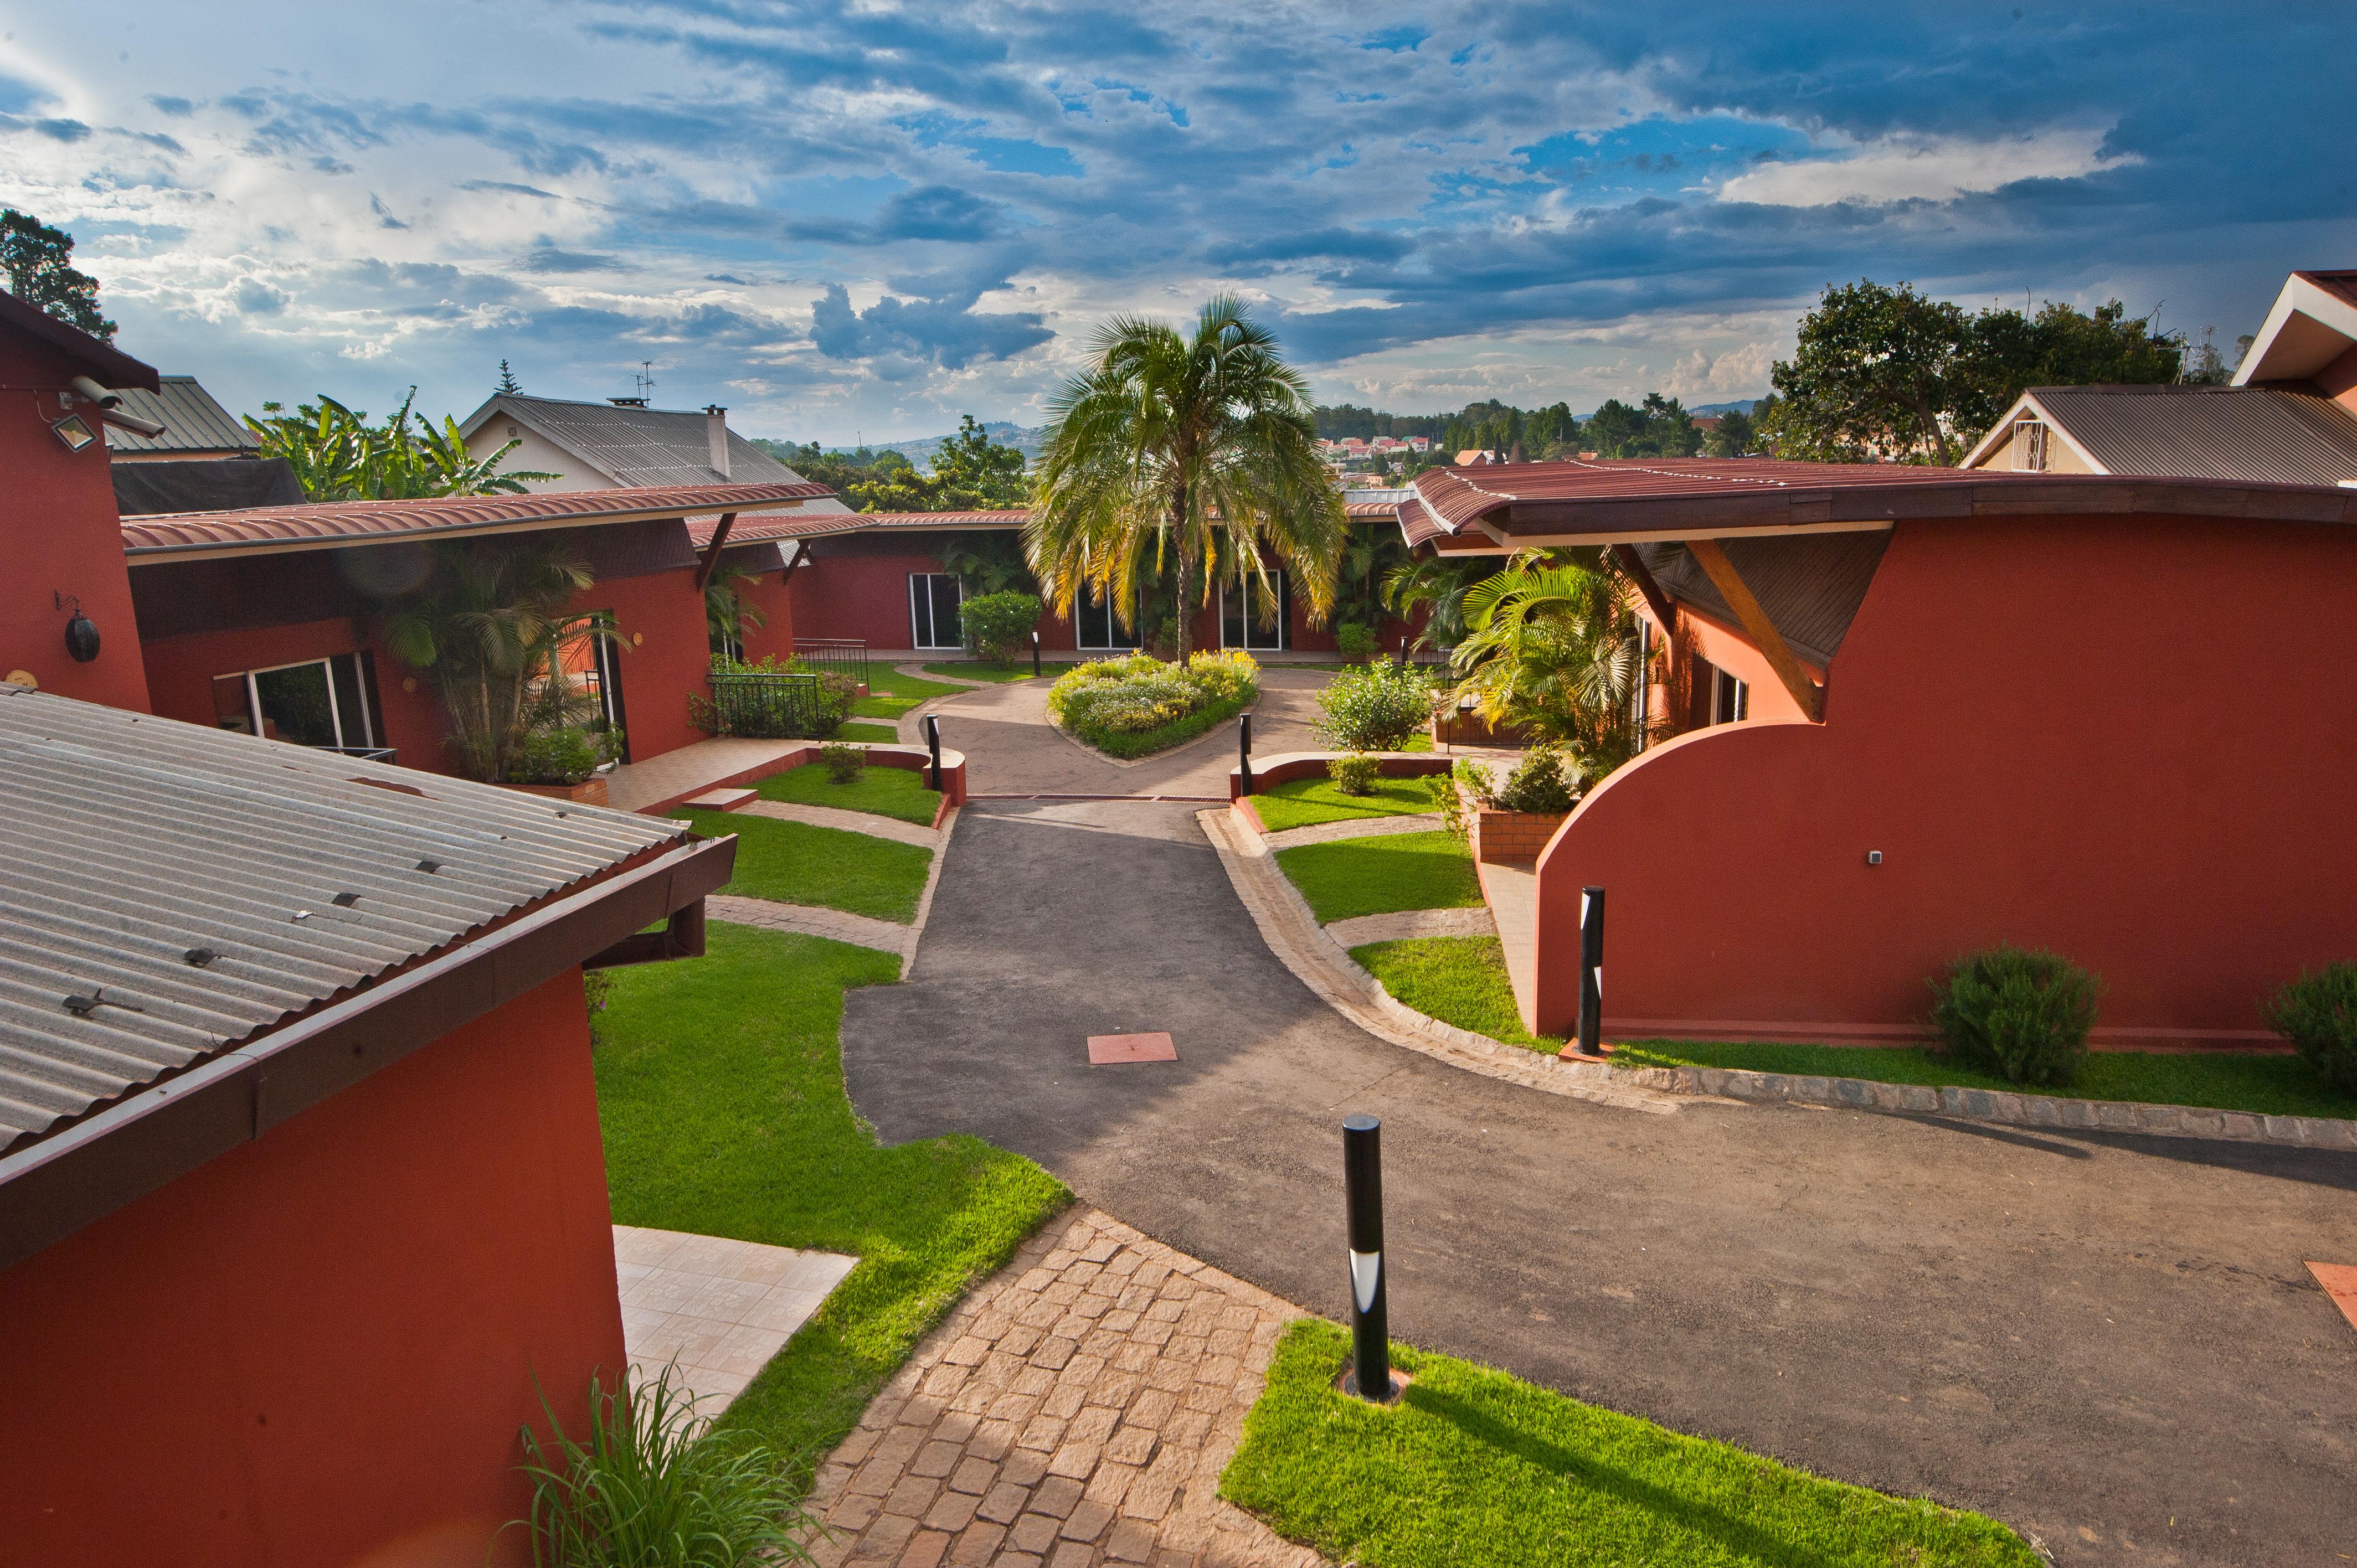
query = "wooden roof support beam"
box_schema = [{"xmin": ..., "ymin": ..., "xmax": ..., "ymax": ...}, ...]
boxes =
[
  {"xmin": 1685, "ymin": 538, "xmax": 1824, "ymax": 722},
  {"xmin": 1611, "ymin": 543, "xmax": 1677, "ymax": 632},
  {"xmin": 692, "ymin": 512, "xmax": 738, "ymax": 592}
]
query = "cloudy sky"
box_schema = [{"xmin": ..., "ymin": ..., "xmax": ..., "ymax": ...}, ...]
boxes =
[{"xmin": 1, "ymin": 3, "xmax": 2344, "ymax": 443}]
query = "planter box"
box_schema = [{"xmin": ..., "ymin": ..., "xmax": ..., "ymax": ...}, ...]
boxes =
[
  {"xmin": 502, "ymin": 777, "xmax": 610, "ymax": 807},
  {"xmin": 1432, "ymin": 708, "xmax": 1532, "ymax": 749},
  {"xmin": 1460, "ymin": 782, "xmax": 1567, "ymax": 864}
]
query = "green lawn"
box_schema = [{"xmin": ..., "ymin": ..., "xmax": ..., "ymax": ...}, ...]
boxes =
[
  {"xmin": 595, "ymin": 924, "xmax": 1068, "ymax": 1480},
  {"xmin": 853, "ymin": 668, "xmax": 965, "ymax": 721},
  {"xmin": 1222, "ymin": 1321, "xmax": 2036, "ymax": 1568},
  {"xmin": 1352, "ymin": 936, "xmax": 1562, "ymax": 1052},
  {"xmin": 1352, "ymin": 935, "xmax": 2357, "ymax": 1121},
  {"xmin": 673, "ymin": 809, "xmax": 932, "ymax": 922},
  {"xmin": 835, "ymin": 720, "xmax": 900, "ymax": 744},
  {"xmin": 1276, "ymin": 829, "xmax": 1483, "ymax": 923},
  {"xmin": 1253, "ymin": 773, "xmax": 1445, "ymax": 833},
  {"xmin": 921, "ymin": 662, "xmax": 1043, "ymax": 684},
  {"xmin": 755, "ymin": 760, "xmax": 941, "ymax": 826}
]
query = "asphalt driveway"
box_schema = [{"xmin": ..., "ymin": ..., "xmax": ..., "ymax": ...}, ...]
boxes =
[{"xmin": 842, "ymin": 799, "xmax": 2357, "ymax": 1566}]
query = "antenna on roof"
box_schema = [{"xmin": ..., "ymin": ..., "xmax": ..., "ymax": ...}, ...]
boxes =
[{"xmin": 634, "ymin": 360, "xmax": 657, "ymax": 400}]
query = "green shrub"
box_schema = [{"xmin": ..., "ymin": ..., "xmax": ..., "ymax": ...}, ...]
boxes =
[
  {"xmin": 1335, "ymin": 622, "xmax": 1379, "ymax": 663},
  {"xmin": 1314, "ymin": 661, "xmax": 1435, "ymax": 751},
  {"xmin": 692, "ymin": 656, "xmax": 855, "ymax": 739},
  {"xmin": 2265, "ymin": 962, "xmax": 2357, "ymax": 1094},
  {"xmin": 506, "ymin": 724, "xmax": 621, "ymax": 785},
  {"xmin": 1047, "ymin": 651, "xmax": 1260, "ymax": 756},
  {"xmin": 960, "ymin": 590, "xmax": 1043, "ymax": 664},
  {"xmin": 819, "ymin": 741, "xmax": 863, "ymax": 785},
  {"xmin": 1428, "ymin": 759, "xmax": 1486, "ymax": 838},
  {"xmin": 515, "ymin": 1363, "xmax": 819, "ymax": 1566},
  {"xmin": 1328, "ymin": 753, "xmax": 1381, "ymax": 796},
  {"xmin": 1930, "ymin": 944, "xmax": 2100, "ymax": 1087},
  {"xmin": 1491, "ymin": 744, "xmax": 1579, "ymax": 814}
]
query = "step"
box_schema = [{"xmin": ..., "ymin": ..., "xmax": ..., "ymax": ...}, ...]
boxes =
[{"xmin": 682, "ymin": 786, "xmax": 758, "ymax": 812}]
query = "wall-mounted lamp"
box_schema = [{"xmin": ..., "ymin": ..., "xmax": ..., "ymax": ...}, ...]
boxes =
[
  {"xmin": 55, "ymin": 592, "xmax": 100, "ymax": 663},
  {"xmin": 49, "ymin": 413, "xmax": 98, "ymax": 453}
]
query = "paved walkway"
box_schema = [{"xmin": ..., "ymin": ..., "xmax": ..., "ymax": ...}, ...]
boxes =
[
  {"xmin": 742, "ymin": 798, "xmax": 945, "ymax": 848},
  {"xmin": 1256, "ymin": 811, "xmax": 1444, "ymax": 851},
  {"xmin": 607, "ymin": 735, "xmax": 814, "ymax": 813},
  {"xmin": 615, "ymin": 1225, "xmax": 857, "ymax": 1413},
  {"xmin": 803, "ymin": 1207, "xmax": 1325, "ymax": 1568},
  {"xmin": 708, "ymin": 893, "xmax": 911, "ymax": 956},
  {"xmin": 844, "ymin": 798, "xmax": 2357, "ymax": 1567},
  {"xmin": 1321, "ymin": 906, "xmax": 1496, "ymax": 947}
]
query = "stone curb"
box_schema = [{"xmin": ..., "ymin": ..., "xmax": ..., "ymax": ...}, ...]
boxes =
[{"xmin": 900, "ymin": 804, "xmax": 958, "ymax": 980}]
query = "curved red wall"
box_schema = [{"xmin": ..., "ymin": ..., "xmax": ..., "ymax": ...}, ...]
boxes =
[
  {"xmin": 0, "ymin": 971, "xmax": 622, "ymax": 1568},
  {"xmin": 1531, "ymin": 512, "xmax": 2357, "ymax": 1046}
]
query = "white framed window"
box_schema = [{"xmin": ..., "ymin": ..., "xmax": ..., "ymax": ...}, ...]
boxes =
[
  {"xmin": 1712, "ymin": 667, "xmax": 1749, "ymax": 725},
  {"xmin": 209, "ymin": 652, "xmax": 382, "ymax": 752},
  {"xmin": 1221, "ymin": 569, "xmax": 1289, "ymax": 652},
  {"xmin": 2012, "ymin": 420, "xmax": 2051, "ymax": 472},
  {"xmin": 910, "ymin": 572, "xmax": 964, "ymax": 649},
  {"xmin": 1632, "ymin": 618, "xmax": 1653, "ymax": 750}
]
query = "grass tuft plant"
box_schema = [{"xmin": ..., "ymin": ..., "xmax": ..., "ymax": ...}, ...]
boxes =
[
  {"xmin": 2265, "ymin": 961, "xmax": 2357, "ymax": 1094},
  {"xmin": 819, "ymin": 741, "xmax": 863, "ymax": 785},
  {"xmin": 516, "ymin": 1362, "xmax": 820, "ymax": 1567},
  {"xmin": 1327, "ymin": 753, "xmax": 1380, "ymax": 796},
  {"xmin": 1929, "ymin": 944, "xmax": 2099, "ymax": 1087}
]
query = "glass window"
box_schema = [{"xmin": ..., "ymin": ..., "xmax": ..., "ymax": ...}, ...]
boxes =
[
  {"xmin": 910, "ymin": 573, "xmax": 964, "ymax": 649},
  {"xmin": 1221, "ymin": 570, "xmax": 1288, "ymax": 652},
  {"xmin": 210, "ymin": 653, "xmax": 381, "ymax": 751},
  {"xmin": 1075, "ymin": 585, "xmax": 1139, "ymax": 651}
]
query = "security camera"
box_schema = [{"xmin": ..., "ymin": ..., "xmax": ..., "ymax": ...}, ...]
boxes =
[{"xmin": 69, "ymin": 375, "xmax": 123, "ymax": 410}]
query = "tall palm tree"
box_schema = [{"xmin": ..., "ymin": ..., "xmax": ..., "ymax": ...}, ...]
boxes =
[{"xmin": 1028, "ymin": 296, "xmax": 1344, "ymax": 657}]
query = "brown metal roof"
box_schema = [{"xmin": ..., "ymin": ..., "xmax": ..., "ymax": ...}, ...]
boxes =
[
  {"xmin": 2003, "ymin": 385, "xmax": 2357, "ymax": 487},
  {"xmin": 695, "ymin": 508, "xmax": 1031, "ymax": 545},
  {"xmin": 2297, "ymin": 270, "xmax": 2357, "ymax": 312},
  {"xmin": 1636, "ymin": 533, "xmax": 1892, "ymax": 669},
  {"xmin": 1412, "ymin": 458, "xmax": 1979, "ymax": 533},
  {"xmin": 122, "ymin": 481, "xmax": 837, "ymax": 561},
  {"xmin": 102, "ymin": 375, "xmax": 257, "ymax": 455}
]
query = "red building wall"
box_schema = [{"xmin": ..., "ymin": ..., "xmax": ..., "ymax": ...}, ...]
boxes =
[
  {"xmin": 734, "ymin": 560, "xmax": 798, "ymax": 663},
  {"xmin": 0, "ymin": 335, "xmax": 151, "ymax": 711},
  {"xmin": 0, "ymin": 969, "xmax": 622, "ymax": 1568},
  {"xmin": 1529, "ymin": 511, "xmax": 2357, "ymax": 1045}
]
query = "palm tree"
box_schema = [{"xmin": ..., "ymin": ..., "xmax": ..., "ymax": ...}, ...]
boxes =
[
  {"xmin": 1449, "ymin": 551, "xmax": 1657, "ymax": 781},
  {"xmin": 1382, "ymin": 554, "xmax": 1494, "ymax": 654},
  {"xmin": 1028, "ymin": 296, "xmax": 1344, "ymax": 657}
]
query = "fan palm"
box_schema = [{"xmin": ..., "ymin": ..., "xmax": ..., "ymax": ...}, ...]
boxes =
[
  {"xmin": 1449, "ymin": 551, "xmax": 1656, "ymax": 780},
  {"xmin": 1382, "ymin": 554, "xmax": 1494, "ymax": 654},
  {"xmin": 1028, "ymin": 296, "xmax": 1344, "ymax": 657}
]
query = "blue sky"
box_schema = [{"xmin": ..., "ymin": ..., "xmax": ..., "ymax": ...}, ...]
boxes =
[{"xmin": 0, "ymin": 2, "xmax": 2344, "ymax": 443}]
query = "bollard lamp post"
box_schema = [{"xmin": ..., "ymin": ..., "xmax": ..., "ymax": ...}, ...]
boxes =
[{"xmin": 1342, "ymin": 1113, "xmax": 1398, "ymax": 1402}]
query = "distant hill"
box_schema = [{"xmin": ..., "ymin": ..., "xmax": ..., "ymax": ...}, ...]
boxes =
[
  {"xmin": 806, "ymin": 420, "xmax": 1048, "ymax": 472},
  {"xmin": 1687, "ymin": 400, "xmax": 1761, "ymax": 417}
]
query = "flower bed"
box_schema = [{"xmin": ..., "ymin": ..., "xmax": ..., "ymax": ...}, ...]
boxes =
[{"xmin": 1047, "ymin": 651, "xmax": 1259, "ymax": 759}]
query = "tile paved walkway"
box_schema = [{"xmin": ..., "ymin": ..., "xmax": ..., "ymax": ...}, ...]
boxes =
[
  {"xmin": 802, "ymin": 1206, "xmax": 1330, "ymax": 1568},
  {"xmin": 615, "ymin": 1224, "xmax": 858, "ymax": 1414}
]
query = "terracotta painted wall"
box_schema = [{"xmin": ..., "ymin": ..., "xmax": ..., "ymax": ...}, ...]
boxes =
[
  {"xmin": 0, "ymin": 334, "xmax": 151, "ymax": 711},
  {"xmin": 586, "ymin": 565, "xmax": 709, "ymax": 761},
  {"xmin": 0, "ymin": 969, "xmax": 621, "ymax": 1568},
  {"xmin": 734, "ymin": 561, "xmax": 798, "ymax": 663},
  {"xmin": 1530, "ymin": 512, "xmax": 2357, "ymax": 1045}
]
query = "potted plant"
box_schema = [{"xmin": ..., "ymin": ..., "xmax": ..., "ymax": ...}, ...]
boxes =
[{"xmin": 503, "ymin": 723, "xmax": 624, "ymax": 805}]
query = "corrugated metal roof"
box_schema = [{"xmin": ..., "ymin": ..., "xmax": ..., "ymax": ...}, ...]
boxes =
[
  {"xmin": 0, "ymin": 289, "xmax": 158, "ymax": 391},
  {"xmin": 692, "ymin": 508, "xmax": 1028, "ymax": 545},
  {"xmin": 102, "ymin": 376, "xmax": 258, "ymax": 455},
  {"xmin": 1412, "ymin": 457, "xmax": 1979, "ymax": 530},
  {"xmin": 2014, "ymin": 385, "xmax": 2357, "ymax": 487},
  {"xmin": 1637, "ymin": 532, "xmax": 1892, "ymax": 669},
  {"xmin": 0, "ymin": 685, "xmax": 686, "ymax": 1157},
  {"xmin": 482, "ymin": 395, "xmax": 805, "ymax": 487},
  {"xmin": 121, "ymin": 481, "xmax": 835, "ymax": 558}
]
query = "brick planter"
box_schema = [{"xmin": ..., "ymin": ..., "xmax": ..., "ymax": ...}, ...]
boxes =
[
  {"xmin": 501, "ymin": 776, "xmax": 610, "ymax": 806},
  {"xmin": 1461, "ymin": 783, "xmax": 1568, "ymax": 864}
]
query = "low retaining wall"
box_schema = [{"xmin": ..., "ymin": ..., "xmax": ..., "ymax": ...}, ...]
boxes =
[
  {"xmin": 1228, "ymin": 749, "xmax": 1454, "ymax": 803},
  {"xmin": 639, "ymin": 742, "xmax": 967, "ymax": 817},
  {"xmin": 1468, "ymin": 800, "xmax": 1568, "ymax": 864}
]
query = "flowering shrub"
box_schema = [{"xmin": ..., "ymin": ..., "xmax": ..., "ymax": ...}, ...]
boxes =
[
  {"xmin": 1049, "ymin": 651, "xmax": 1260, "ymax": 758},
  {"xmin": 1315, "ymin": 661, "xmax": 1436, "ymax": 751}
]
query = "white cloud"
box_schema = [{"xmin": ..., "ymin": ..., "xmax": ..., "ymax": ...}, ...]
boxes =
[
  {"xmin": 1661, "ymin": 339, "xmax": 1777, "ymax": 400},
  {"xmin": 1716, "ymin": 126, "xmax": 2132, "ymax": 207}
]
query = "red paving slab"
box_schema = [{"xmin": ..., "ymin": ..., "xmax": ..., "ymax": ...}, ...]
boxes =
[
  {"xmin": 1088, "ymin": 1031, "xmax": 1178, "ymax": 1064},
  {"xmin": 2309, "ymin": 1262, "xmax": 2357, "ymax": 1334}
]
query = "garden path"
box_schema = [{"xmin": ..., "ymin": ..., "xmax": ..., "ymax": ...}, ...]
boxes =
[{"xmin": 842, "ymin": 796, "xmax": 2357, "ymax": 1567}]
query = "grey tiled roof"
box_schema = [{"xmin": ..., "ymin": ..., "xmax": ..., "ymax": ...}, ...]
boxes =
[
  {"xmin": 2010, "ymin": 384, "xmax": 2357, "ymax": 487},
  {"xmin": 469, "ymin": 394, "xmax": 805, "ymax": 487},
  {"xmin": 102, "ymin": 376, "xmax": 259, "ymax": 455},
  {"xmin": 0, "ymin": 685, "xmax": 685, "ymax": 1156}
]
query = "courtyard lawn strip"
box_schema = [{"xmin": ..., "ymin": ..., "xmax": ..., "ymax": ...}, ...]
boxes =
[
  {"xmin": 595, "ymin": 924, "xmax": 1068, "ymax": 1483},
  {"xmin": 1221, "ymin": 1320, "xmax": 2038, "ymax": 1568},
  {"xmin": 1275, "ymin": 829, "xmax": 1483, "ymax": 923},
  {"xmin": 754, "ymin": 760, "xmax": 942, "ymax": 826},
  {"xmin": 835, "ymin": 720, "xmax": 899, "ymax": 744},
  {"xmin": 1253, "ymin": 773, "xmax": 1444, "ymax": 833},
  {"xmin": 920, "ymin": 662, "xmax": 1041, "ymax": 683},
  {"xmin": 853, "ymin": 668, "xmax": 965, "ymax": 721},
  {"xmin": 673, "ymin": 808, "xmax": 932, "ymax": 922},
  {"xmin": 1351, "ymin": 935, "xmax": 1563, "ymax": 1052}
]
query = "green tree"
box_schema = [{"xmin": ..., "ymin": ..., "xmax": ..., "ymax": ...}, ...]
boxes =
[
  {"xmin": 1703, "ymin": 408, "xmax": 1759, "ymax": 457},
  {"xmin": 0, "ymin": 208, "xmax": 114, "ymax": 341},
  {"xmin": 496, "ymin": 359, "xmax": 522, "ymax": 395},
  {"xmin": 1449, "ymin": 551, "xmax": 1654, "ymax": 779},
  {"xmin": 247, "ymin": 390, "xmax": 557, "ymax": 499},
  {"xmin": 1030, "ymin": 295, "xmax": 1344, "ymax": 657},
  {"xmin": 929, "ymin": 415, "xmax": 1031, "ymax": 507},
  {"xmin": 934, "ymin": 532, "xmax": 1037, "ymax": 595},
  {"xmin": 1382, "ymin": 555, "xmax": 1496, "ymax": 653}
]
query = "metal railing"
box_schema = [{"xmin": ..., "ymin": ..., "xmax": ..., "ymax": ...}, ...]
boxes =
[
  {"xmin": 792, "ymin": 637, "xmax": 869, "ymax": 687},
  {"xmin": 317, "ymin": 745, "xmax": 399, "ymax": 764},
  {"xmin": 704, "ymin": 671, "xmax": 835, "ymax": 739}
]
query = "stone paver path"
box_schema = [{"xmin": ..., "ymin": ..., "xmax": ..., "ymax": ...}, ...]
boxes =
[
  {"xmin": 1255, "ymin": 810, "xmax": 1444, "ymax": 851},
  {"xmin": 708, "ymin": 893, "xmax": 910, "ymax": 955},
  {"xmin": 742, "ymin": 797, "xmax": 945, "ymax": 848},
  {"xmin": 615, "ymin": 1225, "xmax": 857, "ymax": 1413},
  {"xmin": 1322, "ymin": 905, "xmax": 1496, "ymax": 947},
  {"xmin": 606, "ymin": 735, "xmax": 816, "ymax": 812},
  {"xmin": 804, "ymin": 1207, "xmax": 1328, "ymax": 1568}
]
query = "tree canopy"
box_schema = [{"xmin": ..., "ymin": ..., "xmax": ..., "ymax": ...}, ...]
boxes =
[
  {"xmin": 246, "ymin": 390, "xmax": 556, "ymax": 499},
  {"xmin": 756, "ymin": 416, "xmax": 1031, "ymax": 511},
  {"xmin": 0, "ymin": 208, "xmax": 114, "ymax": 341},
  {"xmin": 1759, "ymin": 280, "xmax": 2185, "ymax": 466}
]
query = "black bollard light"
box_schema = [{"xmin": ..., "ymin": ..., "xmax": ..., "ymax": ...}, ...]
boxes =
[
  {"xmin": 1031, "ymin": 630, "xmax": 1042, "ymax": 678},
  {"xmin": 1238, "ymin": 713, "xmax": 1254, "ymax": 796},
  {"xmin": 1342, "ymin": 1113, "xmax": 1394, "ymax": 1402},
  {"xmin": 925, "ymin": 713, "xmax": 944, "ymax": 790},
  {"xmin": 1576, "ymin": 885, "xmax": 1605, "ymax": 1057}
]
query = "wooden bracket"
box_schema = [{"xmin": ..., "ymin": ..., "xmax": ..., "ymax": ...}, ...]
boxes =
[
  {"xmin": 1685, "ymin": 538, "xmax": 1824, "ymax": 721},
  {"xmin": 692, "ymin": 512, "xmax": 739, "ymax": 592},
  {"xmin": 1612, "ymin": 543, "xmax": 1678, "ymax": 632}
]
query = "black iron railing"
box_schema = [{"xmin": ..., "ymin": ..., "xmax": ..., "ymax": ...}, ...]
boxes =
[
  {"xmin": 792, "ymin": 637, "xmax": 869, "ymax": 687},
  {"xmin": 704, "ymin": 671, "xmax": 834, "ymax": 738}
]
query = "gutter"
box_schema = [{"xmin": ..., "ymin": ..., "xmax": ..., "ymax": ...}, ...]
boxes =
[{"xmin": 0, "ymin": 833, "xmax": 734, "ymax": 1272}]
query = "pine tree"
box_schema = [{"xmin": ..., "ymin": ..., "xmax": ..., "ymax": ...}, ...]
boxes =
[{"xmin": 496, "ymin": 359, "xmax": 522, "ymax": 395}]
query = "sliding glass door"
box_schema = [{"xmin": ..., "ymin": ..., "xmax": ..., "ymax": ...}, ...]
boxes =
[
  {"xmin": 1221, "ymin": 570, "xmax": 1288, "ymax": 652},
  {"xmin": 209, "ymin": 652, "xmax": 383, "ymax": 752},
  {"xmin": 910, "ymin": 572, "xmax": 964, "ymax": 649}
]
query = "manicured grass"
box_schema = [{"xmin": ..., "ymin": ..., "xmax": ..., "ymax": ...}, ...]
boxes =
[
  {"xmin": 1275, "ymin": 829, "xmax": 1481, "ymax": 923},
  {"xmin": 595, "ymin": 924, "xmax": 1068, "ymax": 1479},
  {"xmin": 673, "ymin": 809, "xmax": 932, "ymax": 922},
  {"xmin": 1401, "ymin": 733, "xmax": 1435, "ymax": 753},
  {"xmin": 836, "ymin": 720, "xmax": 900, "ymax": 744},
  {"xmin": 920, "ymin": 662, "xmax": 1042, "ymax": 683},
  {"xmin": 1615, "ymin": 1039, "xmax": 2357, "ymax": 1121},
  {"xmin": 853, "ymin": 668, "xmax": 965, "ymax": 721},
  {"xmin": 1352, "ymin": 936, "xmax": 1562, "ymax": 1052},
  {"xmin": 1253, "ymin": 773, "xmax": 1445, "ymax": 832},
  {"xmin": 1221, "ymin": 1319, "xmax": 2037, "ymax": 1568},
  {"xmin": 755, "ymin": 760, "xmax": 941, "ymax": 826},
  {"xmin": 1353, "ymin": 935, "xmax": 2357, "ymax": 1120}
]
